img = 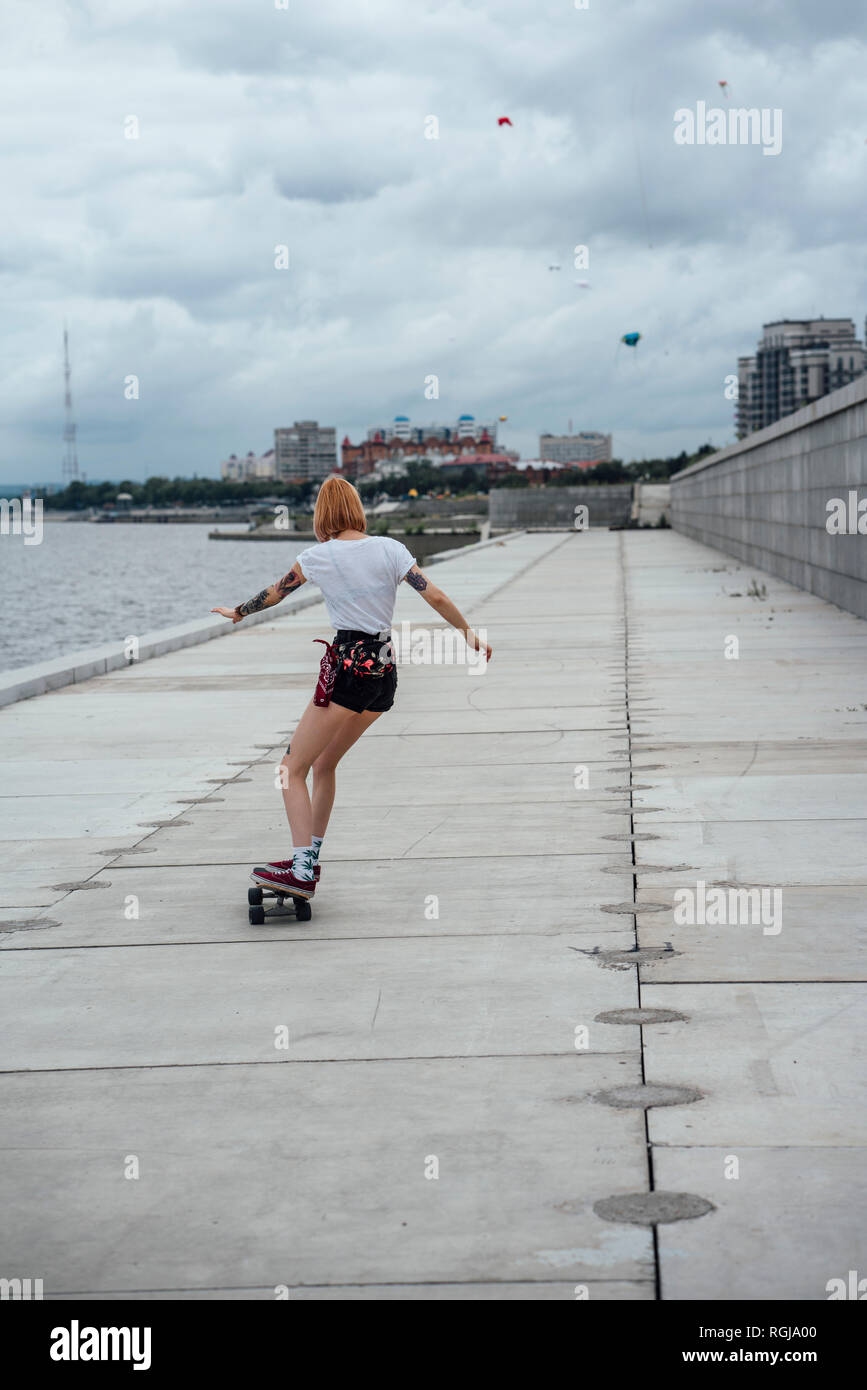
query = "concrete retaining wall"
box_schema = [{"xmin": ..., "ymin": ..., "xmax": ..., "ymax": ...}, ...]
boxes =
[
  {"xmin": 489, "ymin": 485, "xmax": 633, "ymax": 529},
  {"xmin": 670, "ymin": 375, "xmax": 867, "ymax": 619}
]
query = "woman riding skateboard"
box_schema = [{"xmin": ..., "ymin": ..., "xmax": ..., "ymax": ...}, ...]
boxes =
[{"xmin": 212, "ymin": 475, "xmax": 491, "ymax": 899}]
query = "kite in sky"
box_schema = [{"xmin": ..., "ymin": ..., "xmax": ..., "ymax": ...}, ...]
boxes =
[
  {"xmin": 499, "ymin": 415, "xmax": 508, "ymax": 421},
  {"xmin": 497, "ymin": 116, "xmax": 513, "ymax": 126},
  {"xmin": 718, "ymin": 80, "xmax": 730, "ymax": 99},
  {"xmin": 621, "ymin": 332, "xmax": 641, "ymax": 347}
]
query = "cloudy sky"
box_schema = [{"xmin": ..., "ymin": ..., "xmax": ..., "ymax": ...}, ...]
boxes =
[{"xmin": 2, "ymin": 0, "xmax": 865, "ymax": 485}]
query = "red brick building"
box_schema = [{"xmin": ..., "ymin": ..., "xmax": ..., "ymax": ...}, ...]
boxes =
[{"xmin": 341, "ymin": 430, "xmax": 502, "ymax": 479}]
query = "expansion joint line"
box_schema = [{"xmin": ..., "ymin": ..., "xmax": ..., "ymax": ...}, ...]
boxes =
[{"xmin": 617, "ymin": 532, "xmax": 662, "ymax": 1301}]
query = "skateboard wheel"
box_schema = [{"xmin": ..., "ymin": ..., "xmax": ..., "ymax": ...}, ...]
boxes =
[
  {"xmin": 295, "ymin": 899, "xmax": 312, "ymax": 922},
  {"xmin": 249, "ymin": 905, "xmax": 266, "ymax": 926},
  {"xmin": 248, "ymin": 887, "xmax": 263, "ymax": 906}
]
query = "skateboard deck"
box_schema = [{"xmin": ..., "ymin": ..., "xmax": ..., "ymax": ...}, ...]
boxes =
[{"xmin": 247, "ymin": 883, "xmax": 312, "ymax": 924}]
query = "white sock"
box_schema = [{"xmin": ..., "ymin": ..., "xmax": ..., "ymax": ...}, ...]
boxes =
[
  {"xmin": 311, "ymin": 835, "xmax": 324, "ymax": 861},
  {"xmin": 292, "ymin": 846, "xmax": 315, "ymax": 881}
]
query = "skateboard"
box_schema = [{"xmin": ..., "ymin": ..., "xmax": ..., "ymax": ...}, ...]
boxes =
[{"xmin": 247, "ymin": 884, "xmax": 312, "ymax": 925}]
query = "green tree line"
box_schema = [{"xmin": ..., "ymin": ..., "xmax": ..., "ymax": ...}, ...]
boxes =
[{"xmin": 43, "ymin": 445, "xmax": 716, "ymax": 510}]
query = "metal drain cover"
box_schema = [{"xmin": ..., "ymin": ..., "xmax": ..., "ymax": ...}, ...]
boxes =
[
  {"xmin": 594, "ymin": 1192, "xmax": 714, "ymax": 1225},
  {"xmin": 596, "ymin": 1007, "xmax": 688, "ymax": 1025},
  {"xmin": 595, "ymin": 1084, "xmax": 702, "ymax": 1109}
]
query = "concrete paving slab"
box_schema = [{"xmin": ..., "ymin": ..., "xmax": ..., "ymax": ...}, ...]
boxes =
[
  {"xmin": 49, "ymin": 1281, "xmax": 655, "ymax": 1300},
  {"xmin": 653, "ymin": 1146, "xmax": 867, "ymax": 1301},
  {"xmin": 366, "ymin": 710, "xmax": 629, "ymax": 739},
  {"xmin": 0, "ymin": 871, "xmax": 72, "ymax": 910},
  {"xmin": 633, "ymin": 886, "xmax": 866, "ymax": 981},
  {"xmin": 2, "ymin": 526, "xmax": 864, "ymax": 1301},
  {"xmin": 641, "ymin": 983, "xmax": 867, "ymax": 1145},
  {"xmin": 0, "ymin": 838, "xmax": 137, "ymax": 872},
  {"xmin": 216, "ymin": 761, "xmax": 629, "ymax": 810},
  {"xmin": 100, "ymin": 801, "xmax": 635, "ymax": 868},
  {"xmin": 633, "ymin": 775, "xmax": 867, "ymax": 822},
  {"xmin": 0, "ymin": 792, "xmax": 209, "ymax": 840},
  {"xmin": 0, "ymin": 757, "xmax": 234, "ymax": 797},
  {"xmin": 0, "ymin": 1057, "xmax": 654, "ymax": 1290},
  {"xmin": 632, "ymin": 821, "xmax": 867, "ymax": 885},
  {"xmin": 0, "ymin": 856, "xmax": 635, "ymax": 949},
  {"xmin": 632, "ymin": 741, "xmax": 867, "ymax": 777},
  {"xmin": 345, "ymin": 730, "xmax": 633, "ymax": 770},
  {"xmin": 0, "ymin": 934, "xmax": 639, "ymax": 1070}
]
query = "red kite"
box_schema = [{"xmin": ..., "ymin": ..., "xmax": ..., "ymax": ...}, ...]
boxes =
[{"xmin": 498, "ymin": 116, "xmax": 513, "ymax": 126}]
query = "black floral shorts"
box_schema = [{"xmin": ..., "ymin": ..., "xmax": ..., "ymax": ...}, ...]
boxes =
[{"xmin": 330, "ymin": 628, "xmax": 397, "ymax": 714}]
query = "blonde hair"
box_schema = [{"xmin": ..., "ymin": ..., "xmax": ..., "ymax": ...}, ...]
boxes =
[{"xmin": 313, "ymin": 475, "xmax": 367, "ymax": 542}]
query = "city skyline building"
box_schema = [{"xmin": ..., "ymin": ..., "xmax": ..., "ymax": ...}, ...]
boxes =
[
  {"xmin": 736, "ymin": 317, "xmax": 865, "ymax": 436},
  {"xmin": 364, "ymin": 414, "xmax": 499, "ymax": 447},
  {"xmin": 274, "ymin": 421, "xmax": 338, "ymax": 481},
  {"xmin": 539, "ymin": 431, "xmax": 612, "ymax": 464},
  {"xmin": 343, "ymin": 415, "xmax": 500, "ymax": 477}
]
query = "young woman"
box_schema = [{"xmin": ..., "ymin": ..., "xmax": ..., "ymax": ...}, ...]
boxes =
[{"xmin": 212, "ymin": 476, "xmax": 491, "ymax": 899}]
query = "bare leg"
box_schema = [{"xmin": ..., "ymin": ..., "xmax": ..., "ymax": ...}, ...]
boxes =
[
  {"xmin": 311, "ymin": 708, "xmax": 382, "ymax": 837},
  {"xmin": 280, "ymin": 701, "xmax": 366, "ymax": 846}
]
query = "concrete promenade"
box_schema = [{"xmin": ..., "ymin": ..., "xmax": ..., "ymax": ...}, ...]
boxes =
[{"xmin": 1, "ymin": 529, "xmax": 865, "ymax": 1300}]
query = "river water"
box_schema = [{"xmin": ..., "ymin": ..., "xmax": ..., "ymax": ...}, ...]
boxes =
[{"xmin": 0, "ymin": 523, "xmax": 308, "ymax": 675}]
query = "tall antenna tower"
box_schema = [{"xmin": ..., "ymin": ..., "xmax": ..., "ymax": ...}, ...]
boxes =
[{"xmin": 62, "ymin": 324, "xmax": 79, "ymax": 481}]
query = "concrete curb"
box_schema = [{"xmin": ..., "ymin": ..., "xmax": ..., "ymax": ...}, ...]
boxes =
[
  {"xmin": 423, "ymin": 529, "xmax": 524, "ymax": 563},
  {"xmin": 0, "ymin": 530, "xmax": 527, "ymax": 709}
]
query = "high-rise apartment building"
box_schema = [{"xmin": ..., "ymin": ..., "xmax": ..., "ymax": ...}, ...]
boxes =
[
  {"xmin": 539, "ymin": 431, "xmax": 612, "ymax": 464},
  {"xmin": 736, "ymin": 319, "xmax": 865, "ymax": 436},
  {"xmin": 274, "ymin": 421, "xmax": 338, "ymax": 481},
  {"xmin": 364, "ymin": 415, "xmax": 499, "ymax": 446}
]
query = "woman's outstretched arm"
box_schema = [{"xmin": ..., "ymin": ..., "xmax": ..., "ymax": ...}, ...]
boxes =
[
  {"xmin": 403, "ymin": 565, "xmax": 492, "ymax": 661},
  {"xmin": 212, "ymin": 561, "xmax": 307, "ymax": 623}
]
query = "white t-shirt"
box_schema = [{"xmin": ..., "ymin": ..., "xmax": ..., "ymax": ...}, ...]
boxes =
[{"xmin": 296, "ymin": 536, "xmax": 417, "ymax": 634}]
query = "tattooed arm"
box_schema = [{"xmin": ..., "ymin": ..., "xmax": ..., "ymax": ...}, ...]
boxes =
[
  {"xmin": 402, "ymin": 565, "xmax": 492, "ymax": 661},
  {"xmin": 211, "ymin": 562, "xmax": 306, "ymax": 623}
]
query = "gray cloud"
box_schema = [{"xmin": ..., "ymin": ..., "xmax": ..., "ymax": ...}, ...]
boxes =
[{"xmin": 2, "ymin": 0, "xmax": 866, "ymax": 482}]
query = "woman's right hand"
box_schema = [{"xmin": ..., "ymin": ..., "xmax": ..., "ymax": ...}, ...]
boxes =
[
  {"xmin": 211, "ymin": 606, "xmax": 243, "ymax": 623},
  {"xmin": 467, "ymin": 630, "xmax": 493, "ymax": 662}
]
